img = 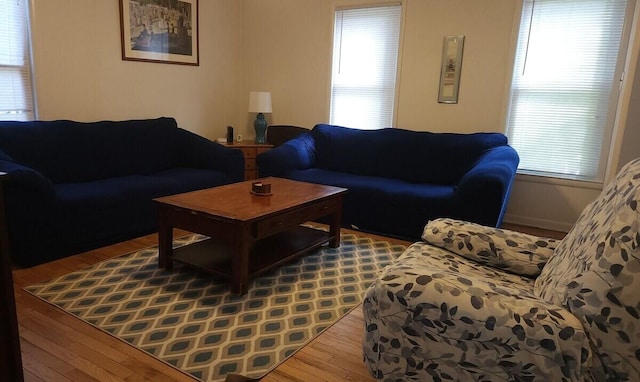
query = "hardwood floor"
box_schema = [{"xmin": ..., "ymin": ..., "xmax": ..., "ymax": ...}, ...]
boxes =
[{"xmin": 12, "ymin": 224, "xmax": 565, "ymax": 382}]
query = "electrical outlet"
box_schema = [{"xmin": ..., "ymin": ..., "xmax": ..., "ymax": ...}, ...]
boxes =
[{"xmin": 236, "ymin": 134, "xmax": 243, "ymax": 142}]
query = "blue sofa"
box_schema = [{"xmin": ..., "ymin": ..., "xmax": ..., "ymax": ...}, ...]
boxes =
[
  {"xmin": 257, "ymin": 124, "xmax": 519, "ymax": 240},
  {"xmin": 0, "ymin": 117, "xmax": 244, "ymax": 267}
]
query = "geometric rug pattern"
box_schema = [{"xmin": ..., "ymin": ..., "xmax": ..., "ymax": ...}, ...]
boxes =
[{"xmin": 24, "ymin": 231, "xmax": 406, "ymax": 381}]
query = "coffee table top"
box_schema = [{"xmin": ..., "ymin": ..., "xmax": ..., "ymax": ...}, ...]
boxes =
[{"xmin": 154, "ymin": 177, "xmax": 347, "ymax": 222}]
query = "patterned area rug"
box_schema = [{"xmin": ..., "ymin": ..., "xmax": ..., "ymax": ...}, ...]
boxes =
[{"xmin": 24, "ymin": 231, "xmax": 406, "ymax": 381}]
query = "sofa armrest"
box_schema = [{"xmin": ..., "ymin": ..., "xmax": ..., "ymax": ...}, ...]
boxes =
[
  {"xmin": 206, "ymin": 144, "xmax": 244, "ymax": 183},
  {"xmin": 176, "ymin": 128, "xmax": 244, "ymax": 183},
  {"xmin": 0, "ymin": 158, "xmax": 55, "ymax": 198},
  {"xmin": 422, "ymin": 218, "xmax": 558, "ymax": 278},
  {"xmin": 256, "ymin": 132, "xmax": 316, "ymax": 177},
  {"xmin": 455, "ymin": 145, "xmax": 519, "ymax": 226}
]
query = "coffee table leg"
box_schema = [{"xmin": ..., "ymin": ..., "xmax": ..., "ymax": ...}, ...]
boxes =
[
  {"xmin": 231, "ymin": 226, "xmax": 252, "ymax": 295},
  {"xmin": 158, "ymin": 220, "xmax": 173, "ymax": 270},
  {"xmin": 328, "ymin": 207, "xmax": 342, "ymax": 248}
]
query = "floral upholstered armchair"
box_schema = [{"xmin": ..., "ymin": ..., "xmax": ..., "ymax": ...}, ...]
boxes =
[{"xmin": 363, "ymin": 158, "xmax": 640, "ymax": 381}]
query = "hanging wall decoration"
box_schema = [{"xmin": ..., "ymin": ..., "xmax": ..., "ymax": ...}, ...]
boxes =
[
  {"xmin": 438, "ymin": 35, "xmax": 465, "ymax": 103},
  {"xmin": 119, "ymin": 0, "xmax": 199, "ymax": 66}
]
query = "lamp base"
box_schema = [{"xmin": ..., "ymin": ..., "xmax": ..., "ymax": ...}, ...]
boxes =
[{"xmin": 254, "ymin": 113, "xmax": 267, "ymax": 144}]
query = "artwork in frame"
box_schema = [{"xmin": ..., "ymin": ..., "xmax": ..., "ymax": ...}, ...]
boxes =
[
  {"xmin": 438, "ymin": 35, "xmax": 465, "ymax": 104},
  {"xmin": 119, "ymin": 0, "xmax": 199, "ymax": 66}
]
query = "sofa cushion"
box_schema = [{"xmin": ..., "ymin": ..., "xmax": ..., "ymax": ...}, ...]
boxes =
[
  {"xmin": 54, "ymin": 169, "xmax": 228, "ymax": 212},
  {"xmin": 0, "ymin": 159, "xmax": 54, "ymax": 195},
  {"xmin": 311, "ymin": 124, "xmax": 507, "ymax": 184},
  {"xmin": 287, "ymin": 168, "xmax": 453, "ymax": 197},
  {"xmin": 0, "ymin": 149, "xmax": 12, "ymax": 162},
  {"xmin": 0, "ymin": 117, "xmax": 182, "ymax": 183},
  {"xmin": 55, "ymin": 178, "xmax": 135, "ymax": 211},
  {"xmin": 151, "ymin": 167, "xmax": 231, "ymax": 194},
  {"xmin": 422, "ymin": 218, "xmax": 557, "ymax": 278},
  {"xmin": 281, "ymin": 168, "xmax": 456, "ymax": 239}
]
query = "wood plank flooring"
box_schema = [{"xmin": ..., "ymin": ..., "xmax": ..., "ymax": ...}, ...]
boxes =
[{"xmin": 12, "ymin": 223, "xmax": 565, "ymax": 382}]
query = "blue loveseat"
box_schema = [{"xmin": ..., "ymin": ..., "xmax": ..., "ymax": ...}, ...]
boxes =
[
  {"xmin": 0, "ymin": 117, "xmax": 244, "ymax": 266},
  {"xmin": 257, "ymin": 124, "xmax": 519, "ymax": 240}
]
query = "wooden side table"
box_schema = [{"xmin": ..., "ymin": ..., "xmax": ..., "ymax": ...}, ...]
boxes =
[
  {"xmin": 223, "ymin": 143, "xmax": 273, "ymax": 180},
  {"xmin": 0, "ymin": 172, "xmax": 24, "ymax": 381}
]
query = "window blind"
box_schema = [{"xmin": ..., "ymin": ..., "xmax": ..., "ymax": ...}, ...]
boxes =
[
  {"xmin": 506, "ymin": 0, "xmax": 628, "ymax": 181},
  {"xmin": 0, "ymin": 0, "xmax": 35, "ymax": 121},
  {"xmin": 330, "ymin": 5, "xmax": 401, "ymax": 130}
]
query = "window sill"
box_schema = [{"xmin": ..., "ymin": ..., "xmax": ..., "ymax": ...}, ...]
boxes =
[{"xmin": 515, "ymin": 172, "xmax": 603, "ymax": 191}]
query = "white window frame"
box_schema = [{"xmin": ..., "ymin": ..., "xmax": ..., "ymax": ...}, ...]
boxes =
[
  {"xmin": 0, "ymin": 0, "xmax": 36, "ymax": 121},
  {"xmin": 329, "ymin": 3, "xmax": 402, "ymax": 130},
  {"xmin": 506, "ymin": 0, "xmax": 634, "ymax": 183}
]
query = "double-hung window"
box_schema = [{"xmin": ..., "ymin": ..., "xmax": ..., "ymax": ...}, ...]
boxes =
[
  {"xmin": 506, "ymin": 0, "xmax": 630, "ymax": 181},
  {"xmin": 0, "ymin": 0, "xmax": 35, "ymax": 121},
  {"xmin": 330, "ymin": 5, "xmax": 401, "ymax": 130}
]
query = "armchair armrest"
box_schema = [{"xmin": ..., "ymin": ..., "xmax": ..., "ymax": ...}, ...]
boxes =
[
  {"xmin": 256, "ymin": 132, "xmax": 316, "ymax": 177},
  {"xmin": 175, "ymin": 128, "xmax": 244, "ymax": 183},
  {"xmin": 422, "ymin": 218, "xmax": 558, "ymax": 278},
  {"xmin": 0, "ymin": 159, "xmax": 55, "ymax": 198},
  {"xmin": 364, "ymin": 241, "xmax": 591, "ymax": 381},
  {"xmin": 455, "ymin": 145, "xmax": 519, "ymax": 226}
]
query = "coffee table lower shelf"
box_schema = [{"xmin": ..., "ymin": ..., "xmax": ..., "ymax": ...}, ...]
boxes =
[{"xmin": 171, "ymin": 225, "xmax": 333, "ymax": 281}]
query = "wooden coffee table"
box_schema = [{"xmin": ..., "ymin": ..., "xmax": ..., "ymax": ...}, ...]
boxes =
[{"xmin": 153, "ymin": 177, "xmax": 347, "ymax": 295}]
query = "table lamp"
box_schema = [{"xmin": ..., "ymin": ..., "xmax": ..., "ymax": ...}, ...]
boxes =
[{"xmin": 248, "ymin": 91, "xmax": 272, "ymax": 144}]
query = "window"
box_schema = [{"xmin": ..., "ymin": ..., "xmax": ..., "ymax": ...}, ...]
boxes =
[
  {"xmin": 0, "ymin": 0, "xmax": 35, "ymax": 121},
  {"xmin": 330, "ymin": 5, "xmax": 401, "ymax": 130},
  {"xmin": 506, "ymin": 0, "xmax": 630, "ymax": 181}
]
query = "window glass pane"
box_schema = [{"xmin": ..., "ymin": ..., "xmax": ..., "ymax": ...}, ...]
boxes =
[
  {"xmin": 0, "ymin": 0, "xmax": 35, "ymax": 121},
  {"xmin": 506, "ymin": 0, "xmax": 628, "ymax": 181},
  {"xmin": 330, "ymin": 5, "xmax": 401, "ymax": 130}
]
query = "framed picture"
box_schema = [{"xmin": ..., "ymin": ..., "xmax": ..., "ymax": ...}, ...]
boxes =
[
  {"xmin": 438, "ymin": 35, "xmax": 465, "ymax": 103},
  {"xmin": 119, "ymin": 0, "xmax": 199, "ymax": 66}
]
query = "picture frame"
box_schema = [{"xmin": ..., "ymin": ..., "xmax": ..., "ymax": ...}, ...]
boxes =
[
  {"xmin": 119, "ymin": 0, "xmax": 199, "ymax": 66},
  {"xmin": 438, "ymin": 35, "xmax": 465, "ymax": 104}
]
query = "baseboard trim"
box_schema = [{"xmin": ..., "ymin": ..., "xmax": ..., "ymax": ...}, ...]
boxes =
[{"xmin": 503, "ymin": 214, "xmax": 573, "ymax": 233}]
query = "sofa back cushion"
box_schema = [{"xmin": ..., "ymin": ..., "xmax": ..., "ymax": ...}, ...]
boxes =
[
  {"xmin": 311, "ymin": 124, "xmax": 508, "ymax": 184},
  {"xmin": 0, "ymin": 117, "xmax": 182, "ymax": 183},
  {"xmin": 534, "ymin": 157, "xmax": 640, "ymax": 380}
]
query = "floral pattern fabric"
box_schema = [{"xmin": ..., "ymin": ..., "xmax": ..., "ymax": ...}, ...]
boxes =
[
  {"xmin": 422, "ymin": 217, "xmax": 558, "ymax": 278},
  {"xmin": 363, "ymin": 242, "xmax": 591, "ymax": 381},
  {"xmin": 363, "ymin": 158, "xmax": 640, "ymax": 381},
  {"xmin": 534, "ymin": 158, "xmax": 640, "ymax": 381}
]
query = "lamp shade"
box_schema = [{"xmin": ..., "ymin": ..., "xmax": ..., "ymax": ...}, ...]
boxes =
[{"xmin": 248, "ymin": 92, "xmax": 272, "ymax": 113}]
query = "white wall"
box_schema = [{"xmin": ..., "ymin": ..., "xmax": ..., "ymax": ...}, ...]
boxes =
[
  {"xmin": 30, "ymin": 0, "xmax": 245, "ymax": 141},
  {"xmin": 241, "ymin": 0, "xmax": 518, "ymax": 134},
  {"xmin": 241, "ymin": 0, "xmax": 334, "ymax": 133},
  {"xmin": 397, "ymin": 0, "xmax": 518, "ymax": 133},
  {"xmin": 30, "ymin": 0, "xmax": 640, "ymax": 232}
]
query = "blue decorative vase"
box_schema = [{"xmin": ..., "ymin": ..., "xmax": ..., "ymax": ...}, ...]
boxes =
[{"xmin": 254, "ymin": 113, "xmax": 267, "ymax": 144}]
